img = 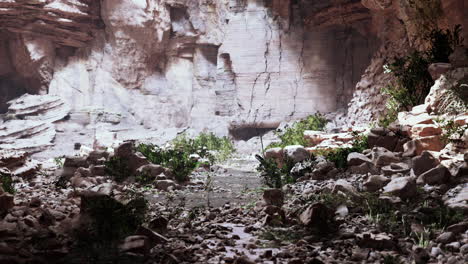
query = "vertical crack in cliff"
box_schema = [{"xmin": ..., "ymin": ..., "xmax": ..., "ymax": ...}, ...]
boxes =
[
  {"xmin": 248, "ymin": 11, "xmax": 273, "ymax": 118},
  {"xmin": 290, "ymin": 30, "xmax": 305, "ymax": 117}
]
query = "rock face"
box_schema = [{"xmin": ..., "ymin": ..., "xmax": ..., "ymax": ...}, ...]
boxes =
[{"xmin": 0, "ymin": 0, "xmax": 377, "ymax": 158}]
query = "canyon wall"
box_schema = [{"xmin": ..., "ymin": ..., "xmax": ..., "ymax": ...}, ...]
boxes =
[
  {"xmin": 1, "ymin": 0, "xmax": 466, "ymax": 157},
  {"xmin": 0, "ymin": 0, "xmax": 376, "ymax": 155}
]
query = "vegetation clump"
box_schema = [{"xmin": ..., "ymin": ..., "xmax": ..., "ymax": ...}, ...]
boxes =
[
  {"xmin": 137, "ymin": 132, "xmax": 235, "ymax": 182},
  {"xmin": 268, "ymin": 113, "xmax": 328, "ymax": 149},
  {"xmin": 0, "ymin": 170, "xmax": 15, "ymax": 194},
  {"xmin": 171, "ymin": 132, "xmax": 235, "ymax": 163},
  {"xmin": 320, "ymin": 132, "xmax": 369, "ymax": 169},
  {"xmin": 380, "ymin": 25, "xmax": 464, "ymax": 127},
  {"xmin": 137, "ymin": 144, "xmax": 197, "ymax": 182},
  {"xmin": 104, "ymin": 156, "xmax": 132, "ymax": 183}
]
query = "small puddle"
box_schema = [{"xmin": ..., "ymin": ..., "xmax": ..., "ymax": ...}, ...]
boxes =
[{"xmin": 212, "ymin": 223, "xmax": 279, "ymax": 263}]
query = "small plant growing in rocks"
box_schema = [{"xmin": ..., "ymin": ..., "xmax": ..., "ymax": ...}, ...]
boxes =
[
  {"xmin": 322, "ymin": 132, "xmax": 368, "ymax": 168},
  {"xmin": 0, "ymin": 169, "xmax": 15, "ymax": 194},
  {"xmin": 171, "ymin": 132, "xmax": 235, "ymax": 163},
  {"xmin": 255, "ymin": 155, "xmax": 297, "ymax": 188},
  {"xmin": 137, "ymin": 144, "xmax": 197, "ymax": 182},
  {"xmin": 104, "ymin": 156, "xmax": 132, "ymax": 182},
  {"xmin": 268, "ymin": 113, "xmax": 328, "ymax": 149}
]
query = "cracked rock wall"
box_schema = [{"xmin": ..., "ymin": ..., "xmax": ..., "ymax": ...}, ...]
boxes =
[{"xmin": 0, "ymin": 0, "xmax": 376, "ymax": 155}]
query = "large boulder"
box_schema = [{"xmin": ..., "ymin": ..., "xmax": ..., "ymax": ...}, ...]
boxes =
[
  {"xmin": 299, "ymin": 203, "xmax": 331, "ymax": 230},
  {"xmin": 412, "ymin": 151, "xmax": 440, "ymax": 176},
  {"xmin": 263, "ymin": 189, "xmax": 284, "ymax": 207},
  {"xmin": 383, "ymin": 177, "xmax": 417, "ymax": 199},
  {"xmin": 283, "ymin": 145, "xmax": 310, "ymax": 163},
  {"xmin": 347, "ymin": 152, "xmax": 372, "ymax": 167},
  {"xmin": 417, "ymin": 165, "xmax": 451, "ymax": 185},
  {"xmin": 363, "ymin": 175, "xmax": 391, "ymax": 192},
  {"xmin": 370, "ymin": 147, "xmax": 400, "ymax": 167},
  {"xmin": 403, "ymin": 136, "xmax": 445, "ymax": 157}
]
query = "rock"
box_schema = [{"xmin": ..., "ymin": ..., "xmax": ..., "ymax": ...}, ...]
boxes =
[
  {"xmin": 299, "ymin": 203, "xmax": 331, "ymax": 230},
  {"xmin": 411, "ymin": 124, "xmax": 443, "ymax": 138},
  {"xmin": 428, "ymin": 63, "xmax": 452, "ymax": 80},
  {"xmin": 29, "ymin": 197, "xmax": 41, "ymax": 207},
  {"xmin": 398, "ymin": 112, "xmax": 434, "ymax": 127},
  {"xmin": 446, "ymin": 221, "xmax": 468, "ymax": 235},
  {"xmin": 383, "ymin": 177, "xmax": 417, "ymax": 199},
  {"xmin": 154, "ymin": 180, "xmax": 177, "ymax": 191},
  {"xmin": 283, "ymin": 145, "xmax": 310, "ymax": 163},
  {"xmin": 304, "ymin": 131, "xmax": 326, "ymax": 146},
  {"xmin": 264, "ymin": 147, "xmax": 284, "ymax": 166},
  {"xmin": 311, "ymin": 161, "xmax": 338, "ymax": 180},
  {"xmin": 371, "ymin": 147, "xmax": 400, "ymax": 167},
  {"xmin": 135, "ymin": 226, "xmax": 169, "ymax": 246},
  {"xmin": 443, "ymin": 184, "xmax": 468, "ymax": 210},
  {"xmin": 149, "ymin": 216, "xmax": 169, "ymax": 234},
  {"xmin": 367, "ymin": 130, "xmax": 399, "ymax": 152},
  {"xmin": 363, "ymin": 175, "xmax": 391, "ymax": 192},
  {"xmin": 412, "ymin": 151, "xmax": 440, "ymax": 176},
  {"xmin": 349, "ymin": 162, "xmax": 379, "ymax": 175},
  {"xmin": 445, "ymin": 241, "xmax": 460, "ymax": 251},
  {"xmin": 449, "ymin": 47, "xmax": 468, "ymax": 67},
  {"xmin": 381, "ymin": 162, "xmax": 410, "ymax": 176},
  {"xmin": 357, "ymin": 233, "xmax": 396, "ymax": 250},
  {"xmin": 115, "ymin": 142, "xmax": 135, "ymax": 158},
  {"xmin": 136, "ymin": 164, "xmax": 165, "ymax": 179},
  {"xmin": 119, "ymin": 235, "xmax": 150, "ymax": 255},
  {"xmin": 90, "ymin": 183, "xmax": 113, "ymax": 196},
  {"xmin": 347, "ymin": 152, "xmax": 372, "ymax": 167},
  {"xmin": 263, "ymin": 189, "xmax": 284, "ymax": 207},
  {"xmin": 417, "ymin": 165, "xmax": 451, "ymax": 185},
  {"xmin": 90, "ymin": 165, "xmax": 106, "ymax": 176},
  {"xmin": 39, "ymin": 209, "xmax": 56, "ymax": 226},
  {"xmin": 63, "ymin": 156, "xmax": 88, "ymax": 169},
  {"xmin": 86, "ymin": 151, "xmax": 109, "ymax": 165},
  {"xmin": 435, "ymin": 232, "xmax": 455, "ymax": 244},
  {"xmin": 413, "ymin": 247, "xmax": 430, "ymax": 264},
  {"xmin": 0, "ymin": 193, "xmax": 14, "ymax": 212}
]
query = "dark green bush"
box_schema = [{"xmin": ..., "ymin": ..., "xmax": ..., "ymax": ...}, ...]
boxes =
[
  {"xmin": 104, "ymin": 156, "xmax": 131, "ymax": 182},
  {"xmin": 0, "ymin": 170, "xmax": 15, "ymax": 194},
  {"xmin": 255, "ymin": 155, "xmax": 298, "ymax": 188},
  {"xmin": 323, "ymin": 132, "xmax": 368, "ymax": 169},
  {"xmin": 137, "ymin": 144, "xmax": 197, "ymax": 182},
  {"xmin": 268, "ymin": 113, "xmax": 328, "ymax": 149},
  {"xmin": 172, "ymin": 132, "xmax": 235, "ymax": 162}
]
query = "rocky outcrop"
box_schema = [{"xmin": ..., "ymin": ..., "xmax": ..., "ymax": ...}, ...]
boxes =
[
  {"xmin": 0, "ymin": 94, "xmax": 69, "ymax": 153},
  {"xmin": 0, "ymin": 0, "xmax": 103, "ymax": 48}
]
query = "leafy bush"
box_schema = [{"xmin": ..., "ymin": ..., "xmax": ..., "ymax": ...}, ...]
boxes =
[
  {"xmin": 435, "ymin": 117, "xmax": 468, "ymax": 144},
  {"xmin": 268, "ymin": 113, "xmax": 328, "ymax": 149},
  {"xmin": 172, "ymin": 132, "xmax": 235, "ymax": 162},
  {"xmin": 322, "ymin": 132, "xmax": 368, "ymax": 169},
  {"xmin": 0, "ymin": 170, "xmax": 15, "ymax": 194},
  {"xmin": 104, "ymin": 156, "xmax": 132, "ymax": 182},
  {"xmin": 255, "ymin": 155, "xmax": 298, "ymax": 188},
  {"xmin": 137, "ymin": 144, "xmax": 197, "ymax": 182}
]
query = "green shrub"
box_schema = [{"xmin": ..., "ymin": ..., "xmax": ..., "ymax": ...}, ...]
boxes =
[
  {"xmin": 323, "ymin": 132, "xmax": 368, "ymax": 169},
  {"xmin": 137, "ymin": 144, "xmax": 197, "ymax": 182},
  {"xmin": 268, "ymin": 113, "xmax": 328, "ymax": 149},
  {"xmin": 435, "ymin": 117, "xmax": 468, "ymax": 144},
  {"xmin": 255, "ymin": 155, "xmax": 298, "ymax": 188},
  {"xmin": 172, "ymin": 132, "xmax": 235, "ymax": 162},
  {"xmin": 0, "ymin": 170, "xmax": 15, "ymax": 194},
  {"xmin": 104, "ymin": 156, "xmax": 132, "ymax": 182}
]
